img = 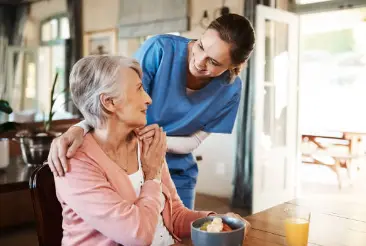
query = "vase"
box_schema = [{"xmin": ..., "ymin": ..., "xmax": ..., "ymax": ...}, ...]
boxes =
[{"xmin": 0, "ymin": 138, "xmax": 9, "ymax": 169}]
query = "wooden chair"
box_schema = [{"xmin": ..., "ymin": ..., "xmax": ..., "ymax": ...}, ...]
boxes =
[
  {"xmin": 302, "ymin": 133, "xmax": 366, "ymax": 188},
  {"xmin": 29, "ymin": 164, "xmax": 62, "ymax": 246}
]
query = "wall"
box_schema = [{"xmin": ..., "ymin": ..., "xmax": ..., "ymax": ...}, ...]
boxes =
[
  {"xmin": 83, "ymin": 0, "xmax": 119, "ymax": 32},
  {"xmin": 26, "ymin": 0, "xmax": 67, "ymax": 47},
  {"xmin": 26, "ymin": 0, "xmax": 119, "ymax": 47},
  {"xmin": 27, "ymin": 0, "xmax": 119, "ymax": 39},
  {"xmin": 193, "ymin": 125, "xmax": 239, "ymax": 198},
  {"xmin": 30, "ymin": 0, "xmax": 67, "ymax": 20},
  {"xmin": 184, "ymin": 0, "xmax": 244, "ymax": 39},
  {"xmin": 27, "ymin": 0, "xmax": 244, "ymax": 58},
  {"xmin": 84, "ymin": 0, "xmax": 245, "ymax": 37},
  {"xmin": 118, "ymin": 0, "xmax": 245, "ymax": 57}
]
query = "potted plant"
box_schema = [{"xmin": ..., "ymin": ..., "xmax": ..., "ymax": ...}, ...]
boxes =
[
  {"xmin": 0, "ymin": 99, "xmax": 18, "ymax": 169},
  {"xmin": 15, "ymin": 73, "xmax": 64, "ymax": 165},
  {"xmin": 0, "ymin": 100, "xmax": 18, "ymax": 133}
]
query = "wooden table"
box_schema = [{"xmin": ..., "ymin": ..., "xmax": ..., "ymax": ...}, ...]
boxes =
[
  {"xmin": 243, "ymin": 199, "xmax": 366, "ymax": 246},
  {"xmin": 180, "ymin": 199, "xmax": 366, "ymax": 245},
  {"xmin": 0, "ymin": 156, "xmax": 38, "ymax": 228},
  {"xmin": 0, "ymin": 156, "xmax": 38, "ymax": 193}
]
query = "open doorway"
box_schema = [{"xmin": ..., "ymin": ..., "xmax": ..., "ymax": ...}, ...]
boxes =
[{"xmin": 298, "ymin": 7, "xmax": 366, "ymax": 203}]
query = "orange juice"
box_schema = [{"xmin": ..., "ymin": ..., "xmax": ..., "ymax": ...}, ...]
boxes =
[{"xmin": 284, "ymin": 218, "xmax": 309, "ymax": 246}]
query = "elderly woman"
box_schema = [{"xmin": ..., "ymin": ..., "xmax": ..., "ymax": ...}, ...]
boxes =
[{"xmin": 55, "ymin": 55, "xmax": 249, "ymax": 246}]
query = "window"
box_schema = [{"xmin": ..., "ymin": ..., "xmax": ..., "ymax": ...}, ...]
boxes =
[
  {"xmin": 41, "ymin": 22, "xmax": 51, "ymax": 42},
  {"xmin": 39, "ymin": 14, "xmax": 73, "ymax": 120},
  {"xmin": 40, "ymin": 15, "xmax": 69, "ymax": 45},
  {"xmin": 60, "ymin": 17, "xmax": 70, "ymax": 39},
  {"xmin": 299, "ymin": 7, "xmax": 366, "ymax": 132}
]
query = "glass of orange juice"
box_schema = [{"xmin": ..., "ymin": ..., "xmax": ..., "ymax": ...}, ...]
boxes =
[{"xmin": 284, "ymin": 208, "xmax": 311, "ymax": 246}]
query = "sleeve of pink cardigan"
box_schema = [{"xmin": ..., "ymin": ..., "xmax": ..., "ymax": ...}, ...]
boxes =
[
  {"xmin": 54, "ymin": 158, "xmax": 161, "ymax": 246},
  {"xmin": 161, "ymin": 161, "xmax": 215, "ymax": 238}
]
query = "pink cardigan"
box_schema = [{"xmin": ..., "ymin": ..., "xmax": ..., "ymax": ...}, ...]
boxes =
[{"xmin": 54, "ymin": 134, "xmax": 212, "ymax": 246}]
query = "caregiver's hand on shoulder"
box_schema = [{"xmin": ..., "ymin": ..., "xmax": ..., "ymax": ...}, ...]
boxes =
[
  {"xmin": 141, "ymin": 127, "xmax": 167, "ymax": 181},
  {"xmin": 47, "ymin": 126, "xmax": 84, "ymax": 176},
  {"xmin": 225, "ymin": 212, "xmax": 251, "ymax": 238}
]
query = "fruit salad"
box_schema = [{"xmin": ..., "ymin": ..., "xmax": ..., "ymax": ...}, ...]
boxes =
[{"xmin": 200, "ymin": 217, "xmax": 233, "ymax": 232}]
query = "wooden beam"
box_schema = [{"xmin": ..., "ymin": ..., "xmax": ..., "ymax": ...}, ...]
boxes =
[{"xmin": 0, "ymin": 0, "xmax": 44, "ymax": 5}]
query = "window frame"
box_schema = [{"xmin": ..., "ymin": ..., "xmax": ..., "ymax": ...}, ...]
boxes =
[
  {"xmin": 40, "ymin": 14, "xmax": 69, "ymax": 46},
  {"xmin": 39, "ymin": 13, "xmax": 73, "ymax": 116},
  {"xmin": 289, "ymin": 0, "xmax": 366, "ymax": 14}
]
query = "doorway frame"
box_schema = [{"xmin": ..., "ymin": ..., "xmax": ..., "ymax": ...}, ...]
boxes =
[
  {"xmin": 292, "ymin": 0, "xmax": 366, "ymax": 197},
  {"xmin": 290, "ymin": 0, "xmax": 366, "ymax": 14}
]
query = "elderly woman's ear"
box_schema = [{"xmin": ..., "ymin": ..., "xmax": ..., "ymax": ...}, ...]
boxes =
[{"xmin": 100, "ymin": 94, "xmax": 115, "ymax": 114}]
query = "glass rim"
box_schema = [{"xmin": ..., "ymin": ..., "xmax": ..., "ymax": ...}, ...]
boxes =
[{"xmin": 284, "ymin": 208, "xmax": 311, "ymax": 219}]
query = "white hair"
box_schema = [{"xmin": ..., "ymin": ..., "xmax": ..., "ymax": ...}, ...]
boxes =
[{"xmin": 69, "ymin": 55, "xmax": 142, "ymax": 128}]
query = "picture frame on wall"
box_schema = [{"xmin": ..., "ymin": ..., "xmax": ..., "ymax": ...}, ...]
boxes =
[{"xmin": 83, "ymin": 29, "xmax": 117, "ymax": 56}]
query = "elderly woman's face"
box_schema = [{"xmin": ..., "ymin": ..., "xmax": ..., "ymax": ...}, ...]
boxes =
[{"xmin": 113, "ymin": 67, "xmax": 152, "ymax": 127}]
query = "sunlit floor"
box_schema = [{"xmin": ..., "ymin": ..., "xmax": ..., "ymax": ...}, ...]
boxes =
[{"xmin": 298, "ymin": 161, "xmax": 366, "ymax": 205}]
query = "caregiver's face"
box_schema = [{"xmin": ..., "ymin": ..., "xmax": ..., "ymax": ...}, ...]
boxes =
[{"xmin": 189, "ymin": 29, "xmax": 232, "ymax": 79}]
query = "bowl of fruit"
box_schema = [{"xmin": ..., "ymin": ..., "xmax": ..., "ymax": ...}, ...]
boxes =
[{"xmin": 191, "ymin": 215, "xmax": 246, "ymax": 246}]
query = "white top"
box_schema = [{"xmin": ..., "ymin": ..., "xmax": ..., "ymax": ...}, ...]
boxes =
[{"xmin": 128, "ymin": 142, "xmax": 175, "ymax": 246}]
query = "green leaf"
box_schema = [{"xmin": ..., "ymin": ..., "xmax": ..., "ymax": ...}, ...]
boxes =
[
  {"xmin": 45, "ymin": 73, "xmax": 59, "ymax": 132},
  {"xmin": 0, "ymin": 100, "xmax": 13, "ymax": 114}
]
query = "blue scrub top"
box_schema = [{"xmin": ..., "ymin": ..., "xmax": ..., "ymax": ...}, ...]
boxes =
[{"xmin": 133, "ymin": 35, "xmax": 242, "ymax": 185}]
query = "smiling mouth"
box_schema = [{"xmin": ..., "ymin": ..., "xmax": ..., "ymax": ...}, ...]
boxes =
[{"xmin": 194, "ymin": 63, "xmax": 206, "ymax": 72}]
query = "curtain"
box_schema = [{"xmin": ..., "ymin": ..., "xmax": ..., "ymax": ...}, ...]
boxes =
[
  {"xmin": 0, "ymin": 4, "xmax": 29, "ymax": 101},
  {"xmin": 66, "ymin": 0, "xmax": 83, "ymax": 67},
  {"xmin": 0, "ymin": 7, "xmax": 9, "ymax": 100},
  {"xmin": 66, "ymin": 0, "xmax": 83, "ymax": 115},
  {"xmin": 231, "ymin": 0, "xmax": 266, "ymax": 215}
]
